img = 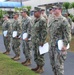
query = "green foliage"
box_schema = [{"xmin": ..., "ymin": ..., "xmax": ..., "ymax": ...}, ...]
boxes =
[
  {"xmin": 0, "ymin": 9, "xmax": 3, "ymax": 18},
  {"xmin": 0, "ymin": 9, "xmax": 7, "ymax": 18},
  {"xmin": 70, "ymin": 2, "xmax": 74, "ymax": 8},
  {"xmin": 14, "ymin": 7, "xmax": 19, "ymax": 12},
  {"xmin": 68, "ymin": 14, "xmax": 74, "ymax": 22},
  {"xmin": 72, "ymin": 16, "xmax": 74, "ymax": 22},
  {"xmin": 63, "ymin": 2, "xmax": 70, "ymax": 9},
  {"xmin": 69, "ymin": 14, "xmax": 74, "ymax": 19},
  {"xmin": 26, "ymin": 6, "xmax": 31, "ymax": 11}
]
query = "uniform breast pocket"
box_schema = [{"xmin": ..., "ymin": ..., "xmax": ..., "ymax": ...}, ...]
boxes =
[
  {"xmin": 35, "ymin": 23, "xmax": 40, "ymax": 32},
  {"xmin": 35, "ymin": 27, "xmax": 40, "ymax": 32}
]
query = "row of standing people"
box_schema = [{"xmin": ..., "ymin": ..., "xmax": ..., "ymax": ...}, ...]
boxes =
[{"xmin": 2, "ymin": 6, "xmax": 71, "ymax": 75}]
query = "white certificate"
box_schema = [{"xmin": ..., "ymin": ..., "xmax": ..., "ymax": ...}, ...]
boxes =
[
  {"xmin": 58, "ymin": 40, "xmax": 70, "ymax": 50},
  {"xmin": 23, "ymin": 33, "xmax": 28, "ymax": 40},
  {"xmin": 3, "ymin": 30, "xmax": 8, "ymax": 37},
  {"xmin": 12, "ymin": 31, "xmax": 17, "ymax": 38},
  {"xmin": 28, "ymin": 37, "xmax": 31, "ymax": 40},
  {"xmin": 39, "ymin": 42, "xmax": 49, "ymax": 55}
]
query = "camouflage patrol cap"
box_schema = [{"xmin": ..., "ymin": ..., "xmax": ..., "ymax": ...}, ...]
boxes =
[
  {"xmin": 49, "ymin": 7, "xmax": 53, "ymax": 11},
  {"xmin": 3, "ymin": 14, "xmax": 9, "ymax": 17},
  {"xmin": 41, "ymin": 8, "xmax": 45, "ymax": 11},
  {"xmin": 52, "ymin": 5, "xmax": 62, "ymax": 9},
  {"xmin": 34, "ymin": 7, "xmax": 41, "ymax": 12},
  {"xmin": 13, "ymin": 12, "xmax": 19, "ymax": 16},
  {"xmin": 21, "ymin": 8, "xmax": 28, "ymax": 12}
]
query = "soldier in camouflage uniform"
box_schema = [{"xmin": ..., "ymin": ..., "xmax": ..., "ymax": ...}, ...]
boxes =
[
  {"xmin": 2, "ymin": 14, "xmax": 11, "ymax": 55},
  {"xmin": 48, "ymin": 6, "xmax": 71, "ymax": 75},
  {"xmin": 11, "ymin": 12, "xmax": 21, "ymax": 61},
  {"xmin": 64, "ymin": 12, "xmax": 72, "ymax": 28},
  {"xmin": 21, "ymin": 9, "xmax": 32, "ymax": 66},
  {"xmin": 31, "ymin": 7, "xmax": 47, "ymax": 73}
]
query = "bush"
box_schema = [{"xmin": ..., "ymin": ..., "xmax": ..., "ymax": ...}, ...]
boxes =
[
  {"xmin": 69, "ymin": 14, "xmax": 74, "ymax": 19},
  {"xmin": 72, "ymin": 16, "xmax": 74, "ymax": 22}
]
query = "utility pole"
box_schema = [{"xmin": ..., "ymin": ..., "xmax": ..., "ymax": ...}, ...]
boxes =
[{"xmin": 20, "ymin": 0, "xmax": 22, "ymax": 7}]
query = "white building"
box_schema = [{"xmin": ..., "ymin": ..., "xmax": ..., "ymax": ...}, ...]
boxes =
[{"xmin": 23, "ymin": 0, "xmax": 74, "ymax": 10}]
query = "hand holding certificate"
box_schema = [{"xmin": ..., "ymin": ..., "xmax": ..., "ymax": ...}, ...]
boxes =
[
  {"xmin": 39, "ymin": 42, "xmax": 49, "ymax": 55},
  {"xmin": 23, "ymin": 33, "xmax": 28, "ymax": 40},
  {"xmin": 57, "ymin": 40, "xmax": 70, "ymax": 50},
  {"xmin": 12, "ymin": 31, "xmax": 17, "ymax": 38},
  {"xmin": 23, "ymin": 33, "xmax": 31, "ymax": 40},
  {"xmin": 3, "ymin": 30, "xmax": 8, "ymax": 37}
]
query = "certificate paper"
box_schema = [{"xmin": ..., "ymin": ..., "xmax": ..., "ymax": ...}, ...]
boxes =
[
  {"xmin": 58, "ymin": 40, "xmax": 70, "ymax": 50},
  {"xmin": 12, "ymin": 31, "xmax": 17, "ymax": 38},
  {"xmin": 22, "ymin": 33, "xmax": 31, "ymax": 40},
  {"xmin": 23, "ymin": 33, "xmax": 28, "ymax": 40},
  {"xmin": 39, "ymin": 42, "xmax": 49, "ymax": 55},
  {"xmin": 3, "ymin": 30, "xmax": 8, "ymax": 37}
]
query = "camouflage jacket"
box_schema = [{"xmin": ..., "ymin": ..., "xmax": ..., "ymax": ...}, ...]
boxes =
[
  {"xmin": 48, "ymin": 15, "xmax": 71, "ymax": 47},
  {"xmin": 12, "ymin": 19, "xmax": 21, "ymax": 38},
  {"xmin": 2, "ymin": 19, "xmax": 11, "ymax": 37},
  {"xmin": 21, "ymin": 16, "xmax": 32, "ymax": 38},
  {"xmin": 67, "ymin": 17, "xmax": 72, "ymax": 28},
  {"xmin": 32, "ymin": 16, "xmax": 47, "ymax": 44}
]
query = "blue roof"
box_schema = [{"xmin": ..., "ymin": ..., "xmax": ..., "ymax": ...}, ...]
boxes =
[{"xmin": 0, "ymin": 2, "xmax": 23, "ymax": 8}]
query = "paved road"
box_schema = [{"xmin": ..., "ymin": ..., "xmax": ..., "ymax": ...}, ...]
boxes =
[{"xmin": 0, "ymin": 35, "xmax": 74, "ymax": 75}]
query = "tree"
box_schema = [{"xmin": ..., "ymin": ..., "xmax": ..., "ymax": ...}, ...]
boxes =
[
  {"xmin": 14, "ymin": 7, "xmax": 18, "ymax": 12},
  {"xmin": 70, "ymin": 2, "xmax": 74, "ymax": 8},
  {"xmin": 63, "ymin": 2, "xmax": 70, "ymax": 13}
]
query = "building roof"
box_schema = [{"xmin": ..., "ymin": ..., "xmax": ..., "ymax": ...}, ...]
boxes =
[{"xmin": 0, "ymin": 2, "xmax": 23, "ymax": 8}]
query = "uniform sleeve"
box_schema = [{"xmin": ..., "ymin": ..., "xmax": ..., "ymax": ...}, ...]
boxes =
[
  {"xmin": 7, "ymin": 21, "xmax": 12, "ymax": 36},
  {"xmin": 27, "ymin": 20, "xmax": 32, "ymax": 39},
  {"xmin": 69, "ymin": 17, "xmax": 72, "ymax": 28},
  {"xmin": 62, "ymin": 19, "xmax": 71, "ymax": 46},
  {"xmin": 39, "ymin": 19, "xmax": 47, "ymax": 44},
  {"xmin": 17, "ymin": 20, "xmax": 22, "ymax": 37}
]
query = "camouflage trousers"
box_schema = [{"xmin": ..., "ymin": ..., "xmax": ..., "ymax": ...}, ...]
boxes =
[
  {"xmin": 3, "ymin": 36, "xmax": 11, "ymax": 52},
  {"xmin": 22, "ymin": 40, "xmax": 31, "ymax": 60},
  {"xmin": 12, "ymin": 38, "xmax": 20, "ymax": 56},
  {"xmin": 33, "ymin": 43, "xmax": 44, "ymax": 67},
  {"xmin": 49, "ymin": 45, "xmax": 67, "ymax": 75}
]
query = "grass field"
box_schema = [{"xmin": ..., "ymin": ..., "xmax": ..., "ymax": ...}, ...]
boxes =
[{"xmin": 0, "ymin": 53, "xmax": 39, "ymax": 75}]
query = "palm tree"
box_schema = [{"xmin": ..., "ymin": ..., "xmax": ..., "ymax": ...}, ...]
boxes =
[{"xmin": 63, "ymin": 2, "xmax": 70, "ymax": 13}]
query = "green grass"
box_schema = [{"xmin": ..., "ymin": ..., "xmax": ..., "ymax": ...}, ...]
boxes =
[{"xmin": 0, "ymin": 53, "xmax": 39, "ymax": 75}]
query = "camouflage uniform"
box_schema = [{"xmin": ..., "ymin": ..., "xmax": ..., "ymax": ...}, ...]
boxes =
[
  {"xmin": 12, "ymin": 19, "xmax": 21, "ymax": 57},
  {"xmin": 48, "ymin": 15, "xmax": 71, "ymax": 75},
  {"xmin": 66, "ymin": 17, "xmax": 72, "ymax": 28},
  {"xmin": 2, "ymin": 19, "xmax": 11, "ymax": 53},
  {"xmin": 32, "ymin": 16, "xmax": 47, "ymax": 67},
  {"xmin": 21, "ymin": 16, "xmax": 32, "ymax": 61}
]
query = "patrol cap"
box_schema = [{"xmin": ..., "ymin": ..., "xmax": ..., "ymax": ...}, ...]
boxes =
[
  {"xmin": 49, "ymin": 7, "xmax": 53, "ymax": 11},
  {"xmin": 13, "ymin": 12, "xmax": 19, "ymax": 16},
  {"xmin": 3, "ymin": 14, "xmax": 9, "ymax": 18},
  {"xmin": 52, "ymin": 5, "xmax": 62, "ymax": 9},
  {"xmin": 41, "ymin": 8, "xmax": 45, "ymax": 11},
  {"xmin": 21, "ymin": 8, "xmax": 28, "ymax": 13},
  {"xmin": 33, "ymin": 7, "xmax": 41, "ymax": 12}
]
